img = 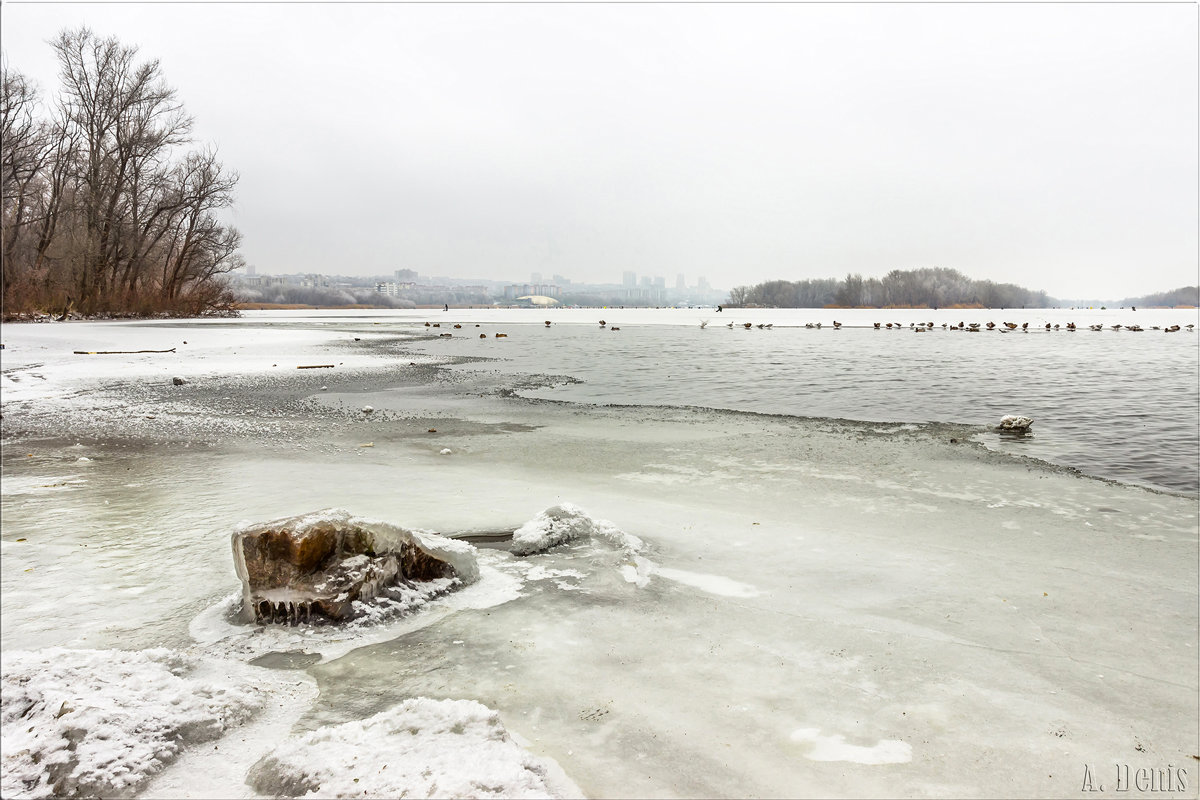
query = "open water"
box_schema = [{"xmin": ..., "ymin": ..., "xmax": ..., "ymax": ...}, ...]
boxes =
[{"xmin": 384, "ymin": 306, "xmax": 1200, "ymax": 494}]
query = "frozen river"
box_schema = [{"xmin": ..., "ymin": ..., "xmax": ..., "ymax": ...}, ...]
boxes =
[{"xmin": 1, "ymin": 309, "xmax": 1197, "ymax": 798}]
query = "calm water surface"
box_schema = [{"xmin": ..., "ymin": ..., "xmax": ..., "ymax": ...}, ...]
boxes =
[{"xmin": 387, "ymin": 307, "xmax": 1199, "ymax": 494}]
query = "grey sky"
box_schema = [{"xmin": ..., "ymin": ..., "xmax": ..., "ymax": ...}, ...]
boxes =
[{"xmin": 3, "ymin": 3, "xmax": 1196, "ymax": 299}]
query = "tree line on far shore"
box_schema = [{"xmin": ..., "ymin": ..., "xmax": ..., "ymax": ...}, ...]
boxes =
[
  {"xmin": 2, "ymin": 28, "xmax": 243, "ymax": 318},
  {"xmin": 726, "ymin": 268, "xmax": 1198, "ymax": 310},
  {"xmin": 725, "ymin": 267, "xmax": 1054, "ymax": 309},
  {"xmin": 1112, "ymin": 286, "xmax": 1199, "ymax": 309}
]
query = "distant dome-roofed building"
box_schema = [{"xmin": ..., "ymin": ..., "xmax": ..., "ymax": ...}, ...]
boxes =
[{"xmin": 515, "ymin": 295, "xmax": 561, "ymax": 306}]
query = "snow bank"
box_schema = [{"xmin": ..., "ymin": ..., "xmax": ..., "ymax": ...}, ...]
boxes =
[
  {"xmin": 247, "ymin": 698, "xmax": 578, "ymax": 799},
  {"xmin": 510, "ymin": 503, "xmax": 641, "ymax": 556},
  {"xmin": 0, "ymin": 648, "xmax": 264, "ymax": 799}
]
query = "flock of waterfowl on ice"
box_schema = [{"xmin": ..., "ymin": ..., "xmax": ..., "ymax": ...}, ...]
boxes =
[{"xmin": 422, "ymin": 319, "xmax": 1195, "ymax": 335}]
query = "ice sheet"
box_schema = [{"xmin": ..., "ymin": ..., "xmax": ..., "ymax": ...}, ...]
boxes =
[{"xmin": 2, "ymin": 314, "xmax": 1196, "ymax": 799}]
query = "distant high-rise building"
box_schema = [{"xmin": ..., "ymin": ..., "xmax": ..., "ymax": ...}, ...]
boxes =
[
  {"xmin": 531, "ymin": 272, "xmax": 542, "ymax": 284},
  {"xmin": 676, "ymin": 273, "xmax": 686, "ymax": 290},
  {"xmin": 623, "ymin": 271, "xmax": 637, "ymax": 288},
  {"xmin": 246, "ymin": 264, "xmax": 256, "ymax": 277},
  {"xmin": 552, "ymin": 274, "xmax": 571, "ymax": 286},
  {"xmin": 653, "ymin": 276, "xmax": 666, "ymax": 289},
  {"xmin": 640, "ymin": 276, "xmax": 652, "ymax": 288},
  {"xmin": 395, "ymin": 269, "xmax": 418, "ymax": 282},
  {"xmin": 697, "ymin": 276, "xmax": 711, "ymax": 292}
]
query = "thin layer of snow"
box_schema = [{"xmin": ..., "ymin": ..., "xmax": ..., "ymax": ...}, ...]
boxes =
[
  {"xmin": 140, "ymin": 672, "xmax": 318, "ymax": 799},
  {"xmin": 652, "ymin": 566, "xmax": 762, "ymax": 598},
  {"xmin": 510, "ymin": 503, "xmax": 642, "ymax": 556},
  {"xmin": 247, "ymin": 698, "xmax": 581, "ymax": 799},
  {"xmin": 0, "ymin": 648, "xmax": 266, "ymax": 799},
  {"xmin": 790, "ymin": 728, "xmax": 913, "ymax": 765}
]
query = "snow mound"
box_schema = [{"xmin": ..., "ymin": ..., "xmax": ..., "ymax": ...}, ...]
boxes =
[
  {"xmin": 1, "ymin": 648, "xmax": 264, "ymax": 799},
  {"xmin": 247, "ymin": 698, "xmax": 575, "ymax": 799},
  {"xmin": 511, "ymin": 503, "xmax": 641, "ymax": 556}
]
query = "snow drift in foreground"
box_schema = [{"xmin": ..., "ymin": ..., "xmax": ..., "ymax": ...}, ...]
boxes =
[
  {"xmin": 0, "ymin": 648, "xmax": 264, "ymax": 799},
  {"xmin": 510, "ymin": 503, "xmax": 642, "ymax": 556},
  {"xmin": 247, "ymin": 698, "xmax": 579, "ymax": 799}
]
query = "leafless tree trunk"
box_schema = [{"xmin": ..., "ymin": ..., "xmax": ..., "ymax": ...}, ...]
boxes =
[{"xmin": 3, "ymin": 27, "xmax": 242, "ymax": 318}]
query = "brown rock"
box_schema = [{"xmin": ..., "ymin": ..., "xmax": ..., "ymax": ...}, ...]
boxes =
[{"xmin": 232, "ymin": 512, "xmax": 456, "ymax": 625}]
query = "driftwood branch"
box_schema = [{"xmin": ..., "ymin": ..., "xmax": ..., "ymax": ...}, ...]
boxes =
[
  {"xmin": 73, "ymin": 348, "xmax": 176, "ymax": 354},
  {"xmin": 297, "ymin": 364, "xmax": 335, "ymax": 369}
]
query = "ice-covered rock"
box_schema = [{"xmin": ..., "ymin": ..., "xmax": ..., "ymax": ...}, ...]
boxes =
[
  {"xmin": 998, "ymin": 415, "xmax": 1034, "ymax": 431},
  {"xmin": 511, "ymin": 503, "xmax": 641, "ymax": 556},
  {"xmin": 231, "ymin": 509, "xmax": 478, "ymax": 624},
  {"xmin": 247, "ymin": 698, "xmax": 575, "ymax": 799},
  {"xmin": 0, "ymin": 648, "xmax": 263, "ymax": 800}
]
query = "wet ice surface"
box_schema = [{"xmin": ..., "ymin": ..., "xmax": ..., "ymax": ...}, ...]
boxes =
[{"xmin": 1, "ymin": 314, "xmax": 1197, "ymax": 798}]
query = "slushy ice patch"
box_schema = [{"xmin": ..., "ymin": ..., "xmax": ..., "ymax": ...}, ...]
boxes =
[
  {"xmin": 247, "ymin": 698, "xmax": 576, "ymax": 799},
  {"xmin": 231, "ymin": 509, "xmax": 479, "ymax": 625},
  {"xmin": 0, "ymin": 648, "xmax": 264, "ymax": 799}
]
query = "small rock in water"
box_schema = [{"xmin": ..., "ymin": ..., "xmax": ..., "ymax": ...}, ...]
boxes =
[
  {"xmin": 320, "ymin": 386, "xmax": 328, "ymax": 391},
  {"xmin": 172, "ymin": 376, "xmax": 186, "ymax": 385},
  {"xmin": 440, "ymin": 448, "xmax": 452, "ymax": 455},
  {"xmin": 999, "ymin": 415, "xmax": 1034, "ymax": 431},
  {"xmin": 362, "ymin": 406, "xmax": 374, "ymax": 415}
]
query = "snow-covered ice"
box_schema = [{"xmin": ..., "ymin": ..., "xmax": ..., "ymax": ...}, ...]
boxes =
[
  {"xmin": 246, "ymin": 698, "xmax": 580, "ymax": 799},
  {"xmin": 510, "ymin": 503, "xmax": 642, "ymax": 556},
  {"xmin": 0, "ymin": 648, "xmax": 266, "ymax": 799},
  {"xmin": 790, "ymin": 728, "xmax": 913, "ymax": 765}
]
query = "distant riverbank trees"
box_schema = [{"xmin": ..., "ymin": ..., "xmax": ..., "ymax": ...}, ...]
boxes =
[
  {"xmin": 1119, "ymin": 286, "xmax": 1199, "ymax": 308},
  {"xmin": 2, "ymin": 28, "xmax": 242, "ymax": 318},
  {"xmin": 726, "ymin": 268, "xmax": 1053, "ymax": 309}
]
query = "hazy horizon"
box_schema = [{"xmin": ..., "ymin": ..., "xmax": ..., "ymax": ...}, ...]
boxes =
[
  {"xmin": 241, "ymin": 264, "xmax": 1193, "ymax": 305},
  {"xmin": 3, "ymin": 3, "xmax": 1196, "ymax": 300}
]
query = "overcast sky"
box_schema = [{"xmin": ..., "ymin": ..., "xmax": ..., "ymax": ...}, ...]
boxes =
[{"xmin": 3, "ymin": 3, "xmax": 1196, "ymax": 299}]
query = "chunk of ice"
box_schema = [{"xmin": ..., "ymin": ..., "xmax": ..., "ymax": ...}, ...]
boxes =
[{"xmin": 511, "ymin": 503, "xmax": 642, "ymax": 556}]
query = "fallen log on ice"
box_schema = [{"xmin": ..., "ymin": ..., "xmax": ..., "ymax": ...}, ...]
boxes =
[{"xmin": 296, "ymin": 364, "xmax": 335, "ymax": 369}]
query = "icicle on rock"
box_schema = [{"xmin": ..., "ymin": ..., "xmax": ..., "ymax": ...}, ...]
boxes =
[{"xmin": 231, "ymin": 509, "xmax": 479, "ymax": 625}]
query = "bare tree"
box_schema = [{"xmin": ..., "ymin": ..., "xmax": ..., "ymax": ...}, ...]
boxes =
[
  {"xmin": 51, "ymin": 27, "xmax": 195, "ymax": 309},
  {"xmin": 3, "ymin": 27, "xmax": 243, "ymax": 317}
]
